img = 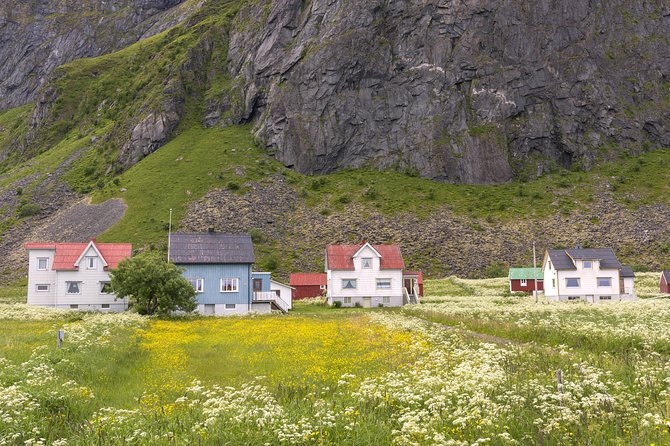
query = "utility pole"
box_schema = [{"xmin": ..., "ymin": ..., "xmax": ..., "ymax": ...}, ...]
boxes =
[
  {"xmin": 533, "ymin": 241, "xmax": 538, "ymax": 303},
  {"xmin": 167, "ymin": 208, "xmax": 172, "ymax": 262}
]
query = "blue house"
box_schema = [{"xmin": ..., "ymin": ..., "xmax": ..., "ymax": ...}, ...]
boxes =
[{"xmin": 169, "ymin": 232, "xmax": 288, "ymax": 315}]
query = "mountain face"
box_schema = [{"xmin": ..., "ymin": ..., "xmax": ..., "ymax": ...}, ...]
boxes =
[
  {"xmin": 213, "ymin": 0, "xmax": 670, "ymax": 183},
  {"xmin": 0, "ymin": 0, "xmax": 188, "ymax": 110},
  {"xmin": 4, "ymin": 0, "xmax": 669, "ymax": 184}
]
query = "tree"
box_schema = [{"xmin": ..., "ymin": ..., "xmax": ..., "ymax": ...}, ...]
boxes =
[{"xmin": 110, "ymin": 251, "xmax": 197, "ymax": 316}]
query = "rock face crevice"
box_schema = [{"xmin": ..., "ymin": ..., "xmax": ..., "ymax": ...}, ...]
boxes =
[
  {"xmin": 0, "ymin": 0, "xmax": 189, "ymax": 110},
  {"xmin": 210, "ymin": 0, "xmax": 670, "ymax": 183}
]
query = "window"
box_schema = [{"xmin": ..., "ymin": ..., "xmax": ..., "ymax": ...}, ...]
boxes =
[
  {"xmin": 548, "ymin": 261, "xmax": 552, "ymax": 270},
  {"xmin": 600, "ymin": 296, "xmax": 612, "ymax": 301},
  {"xmin": 520, "ymin": 279, "xmax": 527, "ymax": 286},
  {"xmin": 100, "ymin": 282, "xmax": 113, "ymax": 294},
  {"xmin": 361, "ymin": 258, "xmax": 372, "ymax": 269},
  {"xmin": 37, "ymin": 257, "xmax": 48, "ymax": 270},
  {"xmin": 70, "ymin": 304, "xmax": 79, "ymax": 309},
  {"xmin": 220, "ymin": 278, "xmax": 239, "ymax": 292},
  {"xmin": 342, "ymin": 279, "xmax": 357, "ymax": 289},
  {"xmin": 225, "ymin": 304, "xmax": 236, "ymax": 309},
  {"xmin": 86, "ymin": 257, "xmax": 97, "ymax": 269},
  {"xmin": 35, "ymin": 284, "xmax": 50, "ymax": 292},
  {"xmin": 188, "ymin": 278, "xmax": 204, "ymax": 293},
  {"xmin": 376, "ymin": 278, "xmax": 391, "ymax": 289},
  {"xmin": 101, "ymin": 304, "xmax": 110, "ymax": 309},
  {"xmin": 343, "ymin": 297, "xmax": 352, "ymax": 304},
  {"xmin": 66, "ymin": 281, "xmax": 81, "ymax": 294},
  {"xmin": 597, "ymin": 277, "xmax": 612, "ymax": 287},
  {"xmin": 552, "ymin": 278, "xmax": 556, "ymax": 288},
  {"xmin": 567, "ymin": 296, "xmax": 579, "ymax": 301},
  {"xmin": 319, "ymin": 285, "xmax": 326, "ymax": 290},
  {"xmin": 583, "ymin": 261, "xmax": 592, "ymax": 269},
  {"xmin": 382, "ymin": 296, "xmax": 390, "ymax": 304},
  {"xmin": 565, "ymin": 278, "xmax": 580, "ymax": 288}
]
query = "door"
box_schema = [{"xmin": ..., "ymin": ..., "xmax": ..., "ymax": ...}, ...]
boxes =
[
  {"xmin": 253, "ymin": 278, "xmax": 263, "ymax": 292},
  {"xmin": 404, "ymin": 278, "xmax": 412, "ymax": 291},
  {"xmin": 362, "ymin": 297, "xmax": 372, "ymax": 308}
]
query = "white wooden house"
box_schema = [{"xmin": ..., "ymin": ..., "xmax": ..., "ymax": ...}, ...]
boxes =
[
  {"xmin": 542, "ymin": 247, "xmax": 636, "ymax": 302},
  {"xmin": 325, "ymin": 242, "xmax": 419, "ymax": 307},
  {"xmin": 270, "ymin": 280, "xmax": 294, "ymax": 310},
  {"xmin": 25, "ymin": 240, "xmax": 132, "ymax": 311}
]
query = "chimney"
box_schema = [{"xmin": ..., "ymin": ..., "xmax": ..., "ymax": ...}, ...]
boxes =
[{"xmin": 575, "ymin": 243, "xmax": 582, "ymax": 250}]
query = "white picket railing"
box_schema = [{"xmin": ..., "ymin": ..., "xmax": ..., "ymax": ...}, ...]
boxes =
[{"xmin": 253, "ymin": 292, "xmax": 290, "ymax": 313}]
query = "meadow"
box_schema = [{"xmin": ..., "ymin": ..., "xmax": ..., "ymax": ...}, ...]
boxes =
[{"xmin": 1, "ymin": 276, "xmax": 669, "ymax": 445}]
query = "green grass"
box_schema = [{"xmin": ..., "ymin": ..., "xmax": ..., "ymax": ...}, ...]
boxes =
[
  {"xmin": 0, "ymin": 320, "xmax": 58, "ymax": 362},
  {"xmin": 0, "ymin": 280, "xmax": 26, "ymax": 304},
  {"xmin": 93, "ymin": 125, "xmax": 279, "ymax": 245}
]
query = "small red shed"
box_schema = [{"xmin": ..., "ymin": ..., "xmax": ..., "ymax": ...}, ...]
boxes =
[
  {"xmin": 508, "ymin": 267, "xmax": 544, "ymax": 293},
  {"xmin": 289, "ymin": 273, "xmax": 327, "ymax": 300},
  {"xmin": 660, "ymin": 271, "xmax": 670, "ymax": 294}
]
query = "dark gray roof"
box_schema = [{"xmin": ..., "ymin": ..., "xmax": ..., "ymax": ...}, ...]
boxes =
[
  {"xmin": 661, "ymin": 270, "xmax": 670, "ymax": 283},
  {"xmin": 170, "ymin": 233, "xmax": 254, "ymax": 264},
  {"xmin": 546, "ymin": 250, "xmax": 577, "ymax": 270},
  {"xmin": 620, "ymin": 266, "xmax": 635, "ymax": 278},
  {"xmin": 547, "ymin": 248, "xmax": 623, "ymax": 270}
]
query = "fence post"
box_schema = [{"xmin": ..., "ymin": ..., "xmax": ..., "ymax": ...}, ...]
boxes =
[{"xmin": 57, "ymin": 330, "xmax": 64, "ymax": 348}]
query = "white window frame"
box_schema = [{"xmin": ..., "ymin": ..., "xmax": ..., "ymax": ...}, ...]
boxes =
[
  {"xmin": 188, "ymin": 278, "xmax": 205, "ymax": 293},
  {"xmin": 376, "ymin": 278, "xmax": 392, "ymax": 289},
  {"xmin": 70, "ymin": 304, "xmax": 79, "ymax": 309},
  {"xmin": 382, "ymin": 296, "xmax": 391, "ymax": 304},
  {"xmin": 597, "ymin": 277, "xmax": 612, "ymax": 287},
  {"xmin": 100, "ymin": 282, "xmax": 113, "ymax": 294},
  {"xmin": 35, "ymin": 284, "xmax": 50, "ymax": 292},
  {"xmin": 225, "ymin": 303, "xmax": 236, "ymax": 309},
  {"xmin": 361, "ymin": 258, "xmax": 373, "ymax": 269},
  {"xmin": 343, "ymin": 297, "xmax": 352, "ymax": 304},
  {"xmin": 220, "ymin": 278, "xmax": 239, "ymax": 293},
  {"xmin": 37, "ymin": 257, "xmax": 49, "ymax": 271},
  {"xmin": 66, "ymin": 281, "xmax": 82, "ymax": 294},
  {"xmin": 565, "ymin": 278, "xmax": 580, "ymax": 288},
  {"xmin": 86, "ymin": 257, "xmax": 97, "ymax": 270},
  {"xmin": 520, "ymin": 279, "xmax": 527, "ymax": 286},
  {"xmin": 319, "ymin": 285, "xmax": 326, "ymax": 290},
  {"xmin": 583, "ymin": 261, "xmax": 593, "ymax": 269},
  {"xmin": 101, "ymin": 304, "xmax": 110, "ymax": 309},
  {"xmin": 342, "ymin": 279, "xmax": 357, "ymax": 290}
]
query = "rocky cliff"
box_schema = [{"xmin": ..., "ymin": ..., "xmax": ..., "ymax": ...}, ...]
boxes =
[
  {"xmin": 209, "ymin": 0, "xmax": 670, "ymax": 183},
  {"xmin": 0, "ymin": 0, "xmax": 189, "ymax": 110}
]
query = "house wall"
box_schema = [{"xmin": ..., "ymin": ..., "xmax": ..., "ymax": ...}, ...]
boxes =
[
  {"xmin": 293, "ymin": 285, "xmax": 325, "ymax": 299},
  {"xmin": 27, "ymin": 249, "xmax": 57, "ymax": 306},
  {"xmin": 251, "ymin": 272, "xmax": 271, "ymax": 292},
  {"xmin": 544, "ymin": 257, "xmax": 635, "ymax": 302},
  {"xmin": 28, "ymin": 247, "xmax": 127, "ymax": 311},
  {"xmin": 661, "ymin": 275, "xmax": 670, "ymax": 294},
  {"xmin": 270, "ymin": 281, "xmax": 293, "ymax": 310},
  {"xmin": 510, "ymin": 279, "xmax": 544, "ymax": 292},
  {"xmin": 179, "ymin": 263, "xmax": 252, "ymax": 315}
]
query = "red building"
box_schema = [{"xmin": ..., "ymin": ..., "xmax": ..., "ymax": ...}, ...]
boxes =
[
  {"xmin": 402, "ymin": 271, "xmax": 424, "ymax": 298},
  {"xmin": 289, "ymin": 273, "xmax": 327, "ymax": 300},
  {"xmin": 508, "ymin": 267, "xmax": 544, "ymax": 293},
  {"xmin": 661, "ymin": 271, "xmax": 670, "ymax": 294}
]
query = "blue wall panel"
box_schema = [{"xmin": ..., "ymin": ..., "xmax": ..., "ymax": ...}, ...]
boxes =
[{"xmin": 178, "ymin": 263, "xmax": 252, "ymax": 305}]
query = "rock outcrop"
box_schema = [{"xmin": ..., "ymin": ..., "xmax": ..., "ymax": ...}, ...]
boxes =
[
  {"xmin": 209, "ymin": 0, "xmax": 670, "ymax": 183},
  {"xmin": 0, "ymin": 0, "xmax": 189, "ymax": 110}
]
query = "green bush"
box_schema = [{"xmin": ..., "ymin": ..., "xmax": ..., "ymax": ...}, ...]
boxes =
[
  {"xmin": 332, "ymin": 300, "xmax": 342, "ymax": 308},
  {"xmin": 18, "ymin": 203, "xmax": 42, "ymax": 217}
]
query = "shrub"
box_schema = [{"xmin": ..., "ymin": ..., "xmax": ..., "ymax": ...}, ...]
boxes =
[
  {"xmin": 226, "ymin": 181, "xmax": 240, "ymax": 191},
  {"xmin": 338, "ymin": 194, "xmax": 351, "ymax": 204},
  {"xmin": 332, "ymin": 300, "xmax": 342, "ymax": 308},
  {"xmin": 18, "ymin": 203, "xmax": 41, "ymax": 217}
]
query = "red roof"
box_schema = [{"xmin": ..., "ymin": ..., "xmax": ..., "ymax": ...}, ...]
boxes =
[
  {"xmin": 403, "ymin": 271, "xmax": 423, "ymax": 284},
  {"xmin": 326, "ymin": 243, "xmax": 405, "ymax": 270},
  {"xmin": 290, "ymin": 273, "xmax": 327, "ymax": 287},
  {"xmin": 26, "ymin": 241, "xmax": 132, "ymax": 270}
]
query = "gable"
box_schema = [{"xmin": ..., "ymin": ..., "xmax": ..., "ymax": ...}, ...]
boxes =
[{"xmin": 326, "ymin": 243, "xmax": 405, "ymax": 270}]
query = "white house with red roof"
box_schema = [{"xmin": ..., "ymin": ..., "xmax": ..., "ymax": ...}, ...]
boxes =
[
  {"xmin": 325, "ymin": 242, "xmax": 419, "ymax": 307},
  {"xmin": 25, "ymin": 240, "xmax": 132, "ymax": 311}
]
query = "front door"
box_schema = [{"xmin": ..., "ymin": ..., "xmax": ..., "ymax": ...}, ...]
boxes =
[
  {"xmin": 404, "ymin": 278, "xmax": 412, "ymax": 291},
  {"xmin": 253, "ymin": 278, "xmax": 263, "ymax": 293},
  {"xmin": 363, "ymin": 297, "xmax": 372, "ymax": 308}
]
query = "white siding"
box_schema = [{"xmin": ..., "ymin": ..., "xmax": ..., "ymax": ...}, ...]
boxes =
[
  {"xmin": 27, "ymin": 249, "xmax": 57, "ymax": 306},
  {"xmin": 27, "ymin": 247, "xmax": 127, "ymax": 311},
  {"xmin": 270, "ymin": 281, "xmax": 293, "ymax": 310},
  {"xmin": 196, "ymin": 303, "xmax": 255, "ymax": 315},
  {"xmin": 327, "ymin": 245, "xmax": 404, "ymax": 307}
]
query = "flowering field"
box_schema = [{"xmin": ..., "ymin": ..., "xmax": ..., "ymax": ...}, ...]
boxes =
[{"xmin": 1, "ymin": 275, "xmax": 670, "ymax": 445}]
